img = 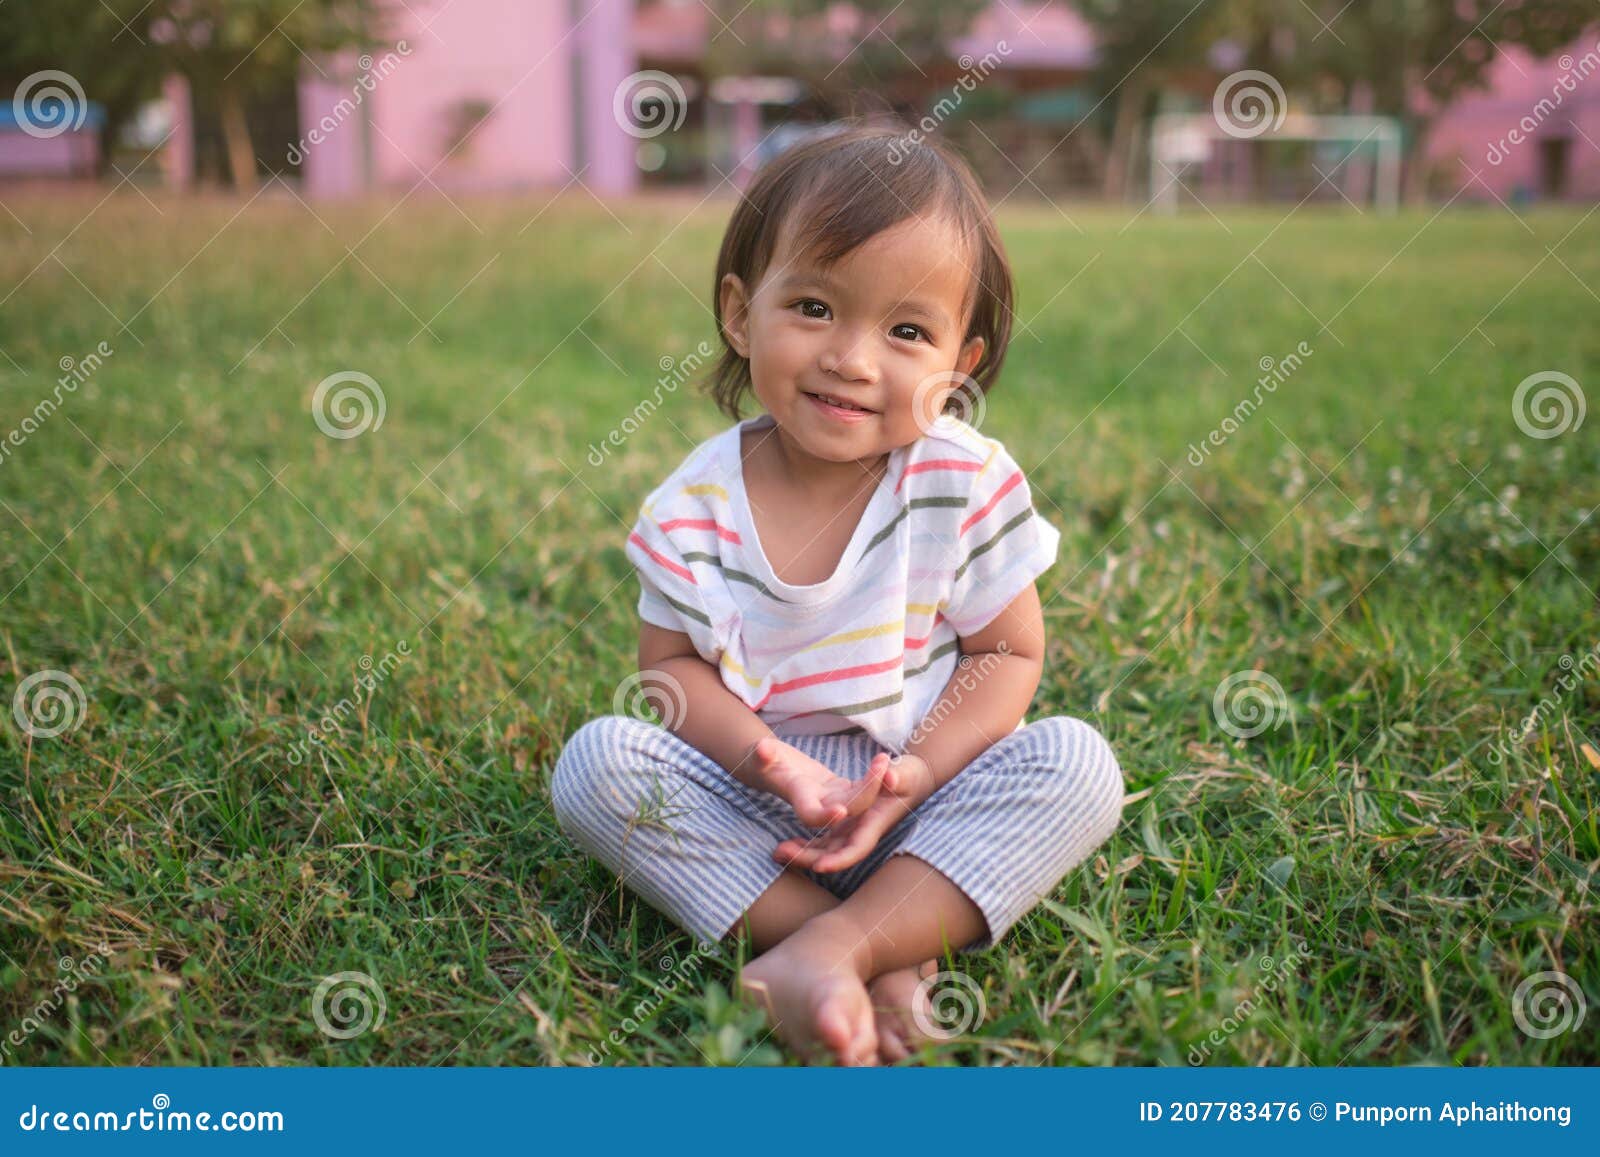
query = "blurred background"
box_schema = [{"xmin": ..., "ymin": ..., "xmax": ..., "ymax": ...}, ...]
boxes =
[{"xmin": 3, "ymin": 0, "xmax": 1598, "ymax": 207}]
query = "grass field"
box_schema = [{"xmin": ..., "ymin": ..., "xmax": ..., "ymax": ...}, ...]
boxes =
[{"xmin": 0, "ymin": 187, "xmax": 1595, "ymax": 1066}]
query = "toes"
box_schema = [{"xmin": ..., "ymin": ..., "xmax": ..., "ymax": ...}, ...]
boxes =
[
  {"xmin": 814, "ymin": 999, "xmax": 855, "ymax": 1060},
  {"xmin": 851, "ymin": 1018, "xmax": 880, "ymax": 1067},
  {"xmin": 877, "ymin": 1023, "xmax": 910, "ymax": 1064}
]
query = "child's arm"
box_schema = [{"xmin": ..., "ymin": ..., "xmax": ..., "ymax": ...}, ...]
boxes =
[
  {"xmin": 772, "ymin": 585, "xmax": 1044, "ymax": 873},
  {"xmin": 637, "ymin": 621, "xmax": 885, "ymax": 827},
  {"xmin": 901, "ymin": 581, "xmax": 1045, "ymax": 789}
]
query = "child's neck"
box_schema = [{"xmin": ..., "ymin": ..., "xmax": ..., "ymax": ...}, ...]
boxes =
[{"xmin": 761, "ymin": 422, "xmax": 889, "ymax": 501}]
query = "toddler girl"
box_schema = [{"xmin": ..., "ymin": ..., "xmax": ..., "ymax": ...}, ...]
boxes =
[{"xmin": 552, "ymin": 122, "xmax": 1124, "ymax": 1066}]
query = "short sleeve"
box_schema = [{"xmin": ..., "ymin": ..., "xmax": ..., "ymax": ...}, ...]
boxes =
[
  {"xmin": 942, "ymin": 445, "xmax": 1061, "ymax": 637},
  {"xmin": 625, "ymin": 508, "xmax": 727, "ymax": 663}
]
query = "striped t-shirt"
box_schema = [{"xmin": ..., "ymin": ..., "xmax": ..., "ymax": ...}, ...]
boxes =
[{"xmin": 624, "ymin": 412, "xmax": 1061, "ymax": 753}]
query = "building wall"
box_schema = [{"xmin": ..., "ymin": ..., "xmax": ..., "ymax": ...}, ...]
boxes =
[
  {"xmin": 301, "ymin": 0, "xmax": 636, "ymax": 197},
  {"xmin": 1426, "ymin": 36, "xmax": 1600, "ymax": 201}
]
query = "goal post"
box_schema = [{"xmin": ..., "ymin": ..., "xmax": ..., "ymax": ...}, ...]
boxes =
[{"xmin": 1148, "ymin": 112, "xmax": 1403, "ymax": 214}]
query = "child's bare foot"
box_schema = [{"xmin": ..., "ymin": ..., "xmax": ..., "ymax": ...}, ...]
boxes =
[
  {"xmin": 738, "ymin": 919, "xmax": 878, "ymax": 1066},
  {"xmin": 748, "ymin": 737, "xmax": 888, "ymax": 828},
  {"xmin": 868, "ymin": 959, "xmax": 939, "ymax": 1063}
]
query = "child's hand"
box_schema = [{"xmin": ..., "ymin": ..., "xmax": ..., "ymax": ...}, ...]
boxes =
[
  {"xmin": 771, "ymin": 753, "xmax": 936, "ymax": 874},
  {"xmin": 746, "ymin": 736, "xmax": 888, "ymax": 829}
]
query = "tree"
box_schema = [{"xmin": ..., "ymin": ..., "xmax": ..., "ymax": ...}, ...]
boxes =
[
  {"xmin": 1075, "ymin": 0, "xmax": 1599, "ymax": 202},
  {"xmin": 702, "ymin": 0, "xmax": 987, "ymax": 117},
  {"xmin": 0, "ymin": 0, "xmax": 390, "ymax": 190},
  {"xmin": 0, "ymin": 1, "xmax": 168, "ymax": 178},
  {"xmin": 148, "ymin": 0, "xmax": 391, "ymax": 191},
  {"xmin": 1074, "ymin": 0, "xmax": 1254, "ymax": 199},
  {"xmin": 1297, "ymin": 0, "xmax": 1599, "ymax": 200}
]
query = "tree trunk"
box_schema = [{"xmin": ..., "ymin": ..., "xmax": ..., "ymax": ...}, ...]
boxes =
[
  {"xmin": 219, "ymin": 83, "xmax": 258, "ymax": 193},
  {"xmin": 1401, "ymin": 115, "xmax": 1432, "ymax": 204},
  {"xmin": 1103, "ymin": 73, "xmax": 1150, "ymax": 202}
]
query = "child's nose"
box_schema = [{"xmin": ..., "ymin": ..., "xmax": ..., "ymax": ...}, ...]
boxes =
[{"xmin": 820, "ymin": 339, "xmax": 876, "ymax": 383}]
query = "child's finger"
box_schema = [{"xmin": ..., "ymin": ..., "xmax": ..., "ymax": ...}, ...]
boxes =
[
  {"xmin": 773, "ymin": 830, "xmax": 845, "ymax": 866},
  {"xmin": 774, "ymin": 843, "xmax": 826, "ymax": 869},
  {"xmin": 813, "ymin": 822, "xmax": 881, "ymax": 872},
  {"xmin": 842, "ymin": 763, "xmax": 887, "ymax": 815},
  {"xmin": 821, "ymin": 760, "xmax": 886, "ymax": 818},
  {"xmin": 816, "ymin": 803, "xmax": 901, "ymax": 871}
]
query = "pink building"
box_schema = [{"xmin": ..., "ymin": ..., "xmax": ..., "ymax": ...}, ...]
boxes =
[
  {"xmin": 8, "ymin": 0, "xmax": 1592, "ymax": 202},
  {"xmin": 298, "ymin": 0, "xmax": 637, "ymax": 198},
  {"xmin": 1424, "ymin": 36, "xmax": 1600, "ymax": 201}
]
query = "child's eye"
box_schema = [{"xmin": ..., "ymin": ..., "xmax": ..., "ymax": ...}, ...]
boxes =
[
  {"xmin": 795, "ymin": 299, "xmax": 830, "ymax": 320},
  {"xmin": 890, "ymin": 323, "xmax": 926, "ymax": 342}
]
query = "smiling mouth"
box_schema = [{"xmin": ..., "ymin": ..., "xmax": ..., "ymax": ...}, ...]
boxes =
[{"xmin": 803, "ymin": 390, "xmax": 875, "ymax": 414}]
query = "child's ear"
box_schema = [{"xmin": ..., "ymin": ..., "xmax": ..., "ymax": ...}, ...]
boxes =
[
  {"xmin": 719, "ymin": 273, "xmax": 751, "ymax": 358},
  {"xmin": 955, "ymin": 335, "xmax": 985, "ymax": 380}
]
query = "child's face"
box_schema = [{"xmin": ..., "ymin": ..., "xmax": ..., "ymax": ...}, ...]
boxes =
[{"xmin": 719, "ymin": 212, "xmax": 987, "ymax": 465}]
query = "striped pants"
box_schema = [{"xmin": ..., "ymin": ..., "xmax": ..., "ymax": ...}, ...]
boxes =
[{"xmin": 550, "ymin": 715, "xmax": 1125, "ymax": 951}]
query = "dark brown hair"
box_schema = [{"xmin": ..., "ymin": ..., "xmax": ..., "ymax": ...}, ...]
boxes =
[{"xmin": 706, "ymin": 120, "xmax": 1015, "ymax": 421}]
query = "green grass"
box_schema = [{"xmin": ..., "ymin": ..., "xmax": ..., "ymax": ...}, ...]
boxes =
[{"xmin": 0, "ymin": 189, "xmax": 1595, "ymax": 1066}]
